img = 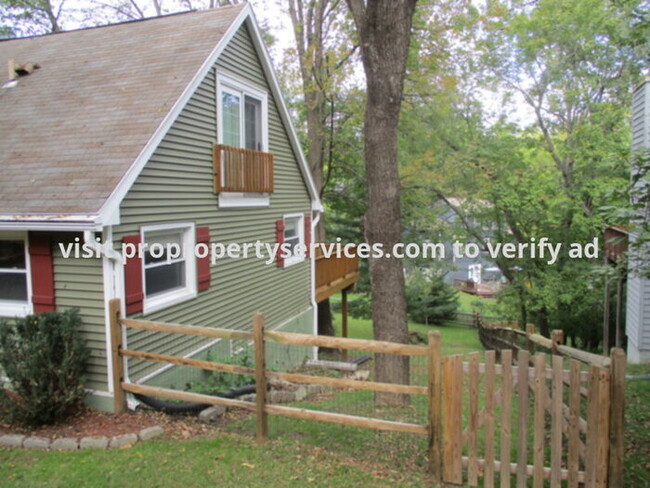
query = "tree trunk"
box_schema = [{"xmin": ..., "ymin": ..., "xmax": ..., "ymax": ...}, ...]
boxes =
[
  {"xmin": 346, "ymin": 0, "xmax": 418, "ymax": 405},
  {"xmin": 317, "ymin": 298, "xmax": 335, "ymax": 335},
  {"xmin": 287, "ymin": 0, "xmax": 341, "ymax": 339}
]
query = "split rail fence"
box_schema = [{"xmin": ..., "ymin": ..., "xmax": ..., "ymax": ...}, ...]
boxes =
[{"xmin": 108, "ymin": 299, "xmax": 625, "ymax": 487}]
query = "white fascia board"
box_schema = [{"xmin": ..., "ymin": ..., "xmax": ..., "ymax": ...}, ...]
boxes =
[
  {"xmin": 244, "ymin": 12, "xmax": 323, "ymax": 213},
  {"xmin": 0, "ymin": 217, "xmax": 102, "ymax": 232},
  {"xmin": 95, "ymin": 4, "xmax": 253, "ymax": 227}
]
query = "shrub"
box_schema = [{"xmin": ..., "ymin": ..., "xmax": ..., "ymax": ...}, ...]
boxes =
[
  {"xmin": 189, "ymin": 352, "xmax": 254, "ymax": 396},
  {"xmin": 0, "ymin": 309, "xmax": 89, "ymax": 426},
  {"xmin": 406, "ymin": 272, "xmax": 459, "ymax": 325},
  {"xmin": 348, "ymin": 295, "xmax": 372, "ymax": 320}
]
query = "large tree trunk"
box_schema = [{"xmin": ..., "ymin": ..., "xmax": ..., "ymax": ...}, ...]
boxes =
[{"xmin": 346, "ymin": 0, "xmax": 418, "ymax": 405}]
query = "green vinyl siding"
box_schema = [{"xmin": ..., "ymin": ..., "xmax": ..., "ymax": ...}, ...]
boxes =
[
  {"xmin": 52, "ymin": 234, "xmax": 108, "ymax": 392},
  {"xmin": 113, "ymin": 23, "xmax": 313, "ymax": 383}
]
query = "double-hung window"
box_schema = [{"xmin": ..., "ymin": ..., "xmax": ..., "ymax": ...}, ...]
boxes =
[
  {"xmin": 216, "ymin": 73, "xmax": 270, "ymax": 207},
  {"xmin": 0, "ymin": 238, "xmax": 31, "ymax": 317},
  {"xmin": 283, "ymin": 214, "xmax": 305, "ymax": 267},
  {"xmin": 141, "ymin": 224, "xmax": 196, "ymax": 314}
]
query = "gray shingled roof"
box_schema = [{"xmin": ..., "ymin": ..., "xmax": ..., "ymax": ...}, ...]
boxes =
[{"xmin": 0, "ymin": 5, "xmax": 245, "ymax": 220}]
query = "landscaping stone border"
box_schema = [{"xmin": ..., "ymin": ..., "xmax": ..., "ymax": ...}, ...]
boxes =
[{"xmin": 0, "ymin": 425, "xmax": 164, "ymax": 451}]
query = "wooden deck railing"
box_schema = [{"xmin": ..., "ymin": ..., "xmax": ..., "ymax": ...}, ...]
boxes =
[
  {"xmin": 314, "ymin": 247, "xmax": 360, "ymax": 302},
  {"xmin": 213, "ymin": 144, "xmax": 274, "ymax": 193}
]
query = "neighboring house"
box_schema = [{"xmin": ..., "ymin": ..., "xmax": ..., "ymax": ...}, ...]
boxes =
[
  {"xmin": 626, "ymin": 77, "xmax": 650, "ymax": 364},
  {"xmin": 0, "ymin": 4, "xmax": 323, "ymax": 410}
]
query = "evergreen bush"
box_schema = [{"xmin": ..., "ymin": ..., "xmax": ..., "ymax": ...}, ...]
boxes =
[
  {"xmin": 0, "ymin": 309, "xmax": 89, "ymax": 426},
  {"xmin": 406, "ymin": 272, "xmax": 459, "ymax": 325}
]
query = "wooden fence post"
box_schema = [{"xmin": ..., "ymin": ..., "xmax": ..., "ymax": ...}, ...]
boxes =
[
  {"xmin": 427, "ymin": 331, "xmax": 442, "ymax": 483},
  {"xmin": 109, "ymin": 298, "xmax": 126, "ymax": 415},
  {"xmin": 526, "ymin": 324, "xmax": 536, "ymax": 357},
  {"xmin": 253, "ymin": 313, "xmax": 268, "ymax": 443},
  {"xmin": 551, "ymin": 329, "xmax": 564, "ymax": 355},
  {"xmin": 608, "ymin": 348, "xmax": 626, "ymax": 488}
]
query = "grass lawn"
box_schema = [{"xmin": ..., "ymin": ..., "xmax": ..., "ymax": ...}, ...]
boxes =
[
  {"xmin": 456, "ymin": 291, "xmax": 496, "ymax": 314},
  {"xmin": 0, "ymin": 433, "xmax": 426, "ymax": 488},
  {"xmin": 624, "ymin": 363, "xmax": 650, "ymax": 487},
  {"xmin": 331, "ymin": 310, "xmax": 483, "ymax": 358}
]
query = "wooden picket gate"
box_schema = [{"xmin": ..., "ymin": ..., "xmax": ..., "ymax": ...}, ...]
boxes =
[
  {"xmin": 440, "ymin": 349, "xmax": 625, "ymax": 488},
  {"xmin": 108, "ymin": 299, "xmax": 624, "ymax": 488}
]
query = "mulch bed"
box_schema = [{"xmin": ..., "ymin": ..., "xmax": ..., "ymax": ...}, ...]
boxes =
[{"xmin": 0, "ymin": 406, "xmax": 234, "ymax": 442}]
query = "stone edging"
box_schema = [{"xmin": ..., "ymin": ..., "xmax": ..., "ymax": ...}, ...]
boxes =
[{"xmin": 0, "ymin": 425, "xmax": 164, "ymax": 451}]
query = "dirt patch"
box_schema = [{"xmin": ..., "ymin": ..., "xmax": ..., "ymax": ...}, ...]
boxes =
[{"xmin": 0, "ymin": 406, "xmax": 240, "ymax": 441}]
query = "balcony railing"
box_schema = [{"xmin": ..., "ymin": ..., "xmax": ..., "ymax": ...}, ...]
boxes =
[{"xmin": 213, "ymin": 144, "xmax": 274, "ymax": 193}]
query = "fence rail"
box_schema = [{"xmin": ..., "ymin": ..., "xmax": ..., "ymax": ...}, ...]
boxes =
[{"xmin": 108, "ymin": 299, "xmax": 625, "ymax": 488}]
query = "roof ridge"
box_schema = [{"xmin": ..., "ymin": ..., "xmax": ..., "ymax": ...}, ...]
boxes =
[{"xmin": 0, "ymin": 4, "xmax": 246, "ymax": 43}]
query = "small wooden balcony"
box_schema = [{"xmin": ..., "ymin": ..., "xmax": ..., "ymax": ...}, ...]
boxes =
[
  {"xmin": 315, "ymin": 247, "xmax": 360, "ymax": 303},
  {"xmin": 213, "ymin": 144, "xmax": 274, "ymax": 193},
  {"xmin": 604, "ymin": 226, "xmax": 628, "ymax": 263}
]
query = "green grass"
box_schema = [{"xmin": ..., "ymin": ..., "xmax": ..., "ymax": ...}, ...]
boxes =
[
  {"xmin": 332, "ymin": 311, "xmax": 483, "ymax": 358},
  {"xmin": 0, "ymin": 433, "xmax": 426, "ymax": 487},
  {"xmin": 456, "ymin": 291, "xmax": 496, "ymax": 314},
  {"xmin": 624, "ymin": 363, "xmax": 650, "ymax": 487}
]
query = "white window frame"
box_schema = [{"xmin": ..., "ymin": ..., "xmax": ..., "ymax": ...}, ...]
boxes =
[
  {"xmin": 283, "ymin": 213, "xmax": 305, "ymax": 268},
  {"xmin": 0, "ymin": 231, "xmax": 32, "ymax": 318},
  {"xmin": 216, "ymin": 72, "xmax": 270, "ymax": 208},
  {"xmin": 141, "ymin": 223, "xmax": 197, "ymax": 315}
]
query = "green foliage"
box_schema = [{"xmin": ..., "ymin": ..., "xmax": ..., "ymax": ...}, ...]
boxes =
[
  {"xmin": 188, "ymin": 352, "xmax": 254, "ymax": 396},
  {"xmin": 405, "ymin": 272, "xmax": 459, "ymax": 326},
  {"xmin": 347, "ymin": 294, "xmax": 372, "ymax": 320},
  {"xmin": 0, "ymin": 309, "xmax": 89, "ymax": 426}
]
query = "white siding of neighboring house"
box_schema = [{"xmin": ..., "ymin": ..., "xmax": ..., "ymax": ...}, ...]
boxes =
[{"xmin": 626, "ymin": 77, "xmax": 650, "ymax": 363}]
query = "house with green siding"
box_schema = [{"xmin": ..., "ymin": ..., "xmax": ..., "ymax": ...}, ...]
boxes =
[{"xmin": 0, "ymin": 4, "xmax": 323, "ymax": 411}]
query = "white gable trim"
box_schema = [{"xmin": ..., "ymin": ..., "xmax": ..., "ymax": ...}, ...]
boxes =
[
  {"xmin": 244, "ymin": 10, "xmax": 322, "ymax": 212},
  {"xmin": 96, "ymin": 5, "xmax": 322, "ymax": 226}
]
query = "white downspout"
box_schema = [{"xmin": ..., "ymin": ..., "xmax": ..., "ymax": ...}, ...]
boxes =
[
  {"xmin": 310, "ymin": 210, "xmax": 322, "ymax": 360},
  {"xmin": 83, "ymin": 230, "xmax": 134, "ymax": 409}
]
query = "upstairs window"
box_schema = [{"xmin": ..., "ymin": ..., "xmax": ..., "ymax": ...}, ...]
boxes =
[
  {"xmin": 217, "ymin": 74, "xmax": 267, "ymax": 152},
  {"xmin": 216, "ymin": 73, "xmax": 271, "ymax": 208}
]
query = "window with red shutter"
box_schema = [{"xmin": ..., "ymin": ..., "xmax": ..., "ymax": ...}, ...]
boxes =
[
  {"xmin": 122, "ymin": 234, "xmax": 144, "ymax": 315},
  {"xmin": 196, "ymin": 226, "xmax": 211, "ymax": 291},
  {"xmin": 29, "ymin": 235, "xmax": 55, "ymax": 314}
]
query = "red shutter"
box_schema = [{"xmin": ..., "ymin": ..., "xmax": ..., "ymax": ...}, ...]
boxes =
[
  {"xmin": 276, "ymin": 219, "xmax": 285, "ymax": 268},
  {"xmin": 122, "ymin": 234, "xmax": 143, "ymax": 316},
  {"xmin": 304, "ymin": 215, "xmax": 312, "ymax": 258},
  {"xmin": 196, "ymin": 226, "xmax": 211, "ymax": 291},
  {"xmin": 29, "ymin": 235, "xmax": 55, "ymax": 313}
]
